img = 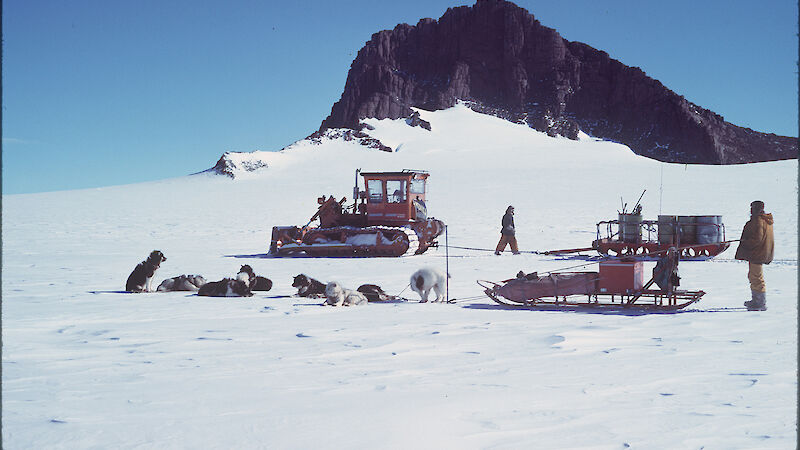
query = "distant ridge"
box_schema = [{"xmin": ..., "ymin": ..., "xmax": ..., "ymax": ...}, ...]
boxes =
[{"xmin": 319, "ymin": 0, "xmax": 797, "ymax": 164}]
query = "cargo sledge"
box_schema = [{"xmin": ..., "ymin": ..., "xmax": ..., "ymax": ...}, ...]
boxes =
[
  {"xmin": 591, "ymin": 213, "xmax": 730, "ymax": 259},
  {"xmin": 544, "ymin": 195, "xmax": 731, "ymax": 259},
  {"xmin": 479, "ymin": 249, "xmax": 705, "ymax": 311}
]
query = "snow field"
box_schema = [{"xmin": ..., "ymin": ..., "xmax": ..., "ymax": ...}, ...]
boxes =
[{"xmin": 3, "ymin": 104, "xmax": 796, "ymax": 448}]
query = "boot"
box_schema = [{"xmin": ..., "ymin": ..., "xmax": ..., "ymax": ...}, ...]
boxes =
[
  {"xmin": 743, "ymin": 291, "xmax": 757, "ymax": 310},
  {"xmin": 744, "ymin": 291, "xmax": 767, "ymax": 311},
  {"xmin": 754, "ymin": 291, "xmax": 767, "ymax": 311}
]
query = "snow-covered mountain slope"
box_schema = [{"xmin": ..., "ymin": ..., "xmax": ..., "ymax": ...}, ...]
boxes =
[{"xmin": 3, "ymin": 104, "xmax": 797, "ymax": 448}]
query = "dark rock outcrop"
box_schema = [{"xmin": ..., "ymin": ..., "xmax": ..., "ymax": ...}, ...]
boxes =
[
  {"xmin": 406, "ymin": 111, "xmax": 432, "ymax": 130},
  {"xmin": 207, "ymin": 152, "xmax": 269, "ymax": 178},
  {"xmin": 306, "ymin": 128, "xmax": 393, "ymax": 152},
  {"xmin": 320, "ymin": 0, "xmax": 797, "ymax": 164}
]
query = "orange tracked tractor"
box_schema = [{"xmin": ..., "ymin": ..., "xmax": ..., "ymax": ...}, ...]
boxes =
[{"xmin": 269, "ymin": 169, "xmax": 445, "ymax": 257}]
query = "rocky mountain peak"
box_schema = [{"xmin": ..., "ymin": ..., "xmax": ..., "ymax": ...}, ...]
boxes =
[{"xmin": 319, "ymin": 0, "xmax": 797, "ymax": 164}]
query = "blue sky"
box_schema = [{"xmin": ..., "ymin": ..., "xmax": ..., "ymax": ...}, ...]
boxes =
[{"xmin": 3, "ymin": 0, "xmax": 797, "ymax": 194}]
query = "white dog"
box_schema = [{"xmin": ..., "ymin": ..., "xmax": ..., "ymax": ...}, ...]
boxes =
[
  {"xmin": 410, "ymin": 267, "xmax": 448, "ymax": 303},
  {"xmin": 324, "ymin": 281, "xmax": 368, "ymax": 307}
]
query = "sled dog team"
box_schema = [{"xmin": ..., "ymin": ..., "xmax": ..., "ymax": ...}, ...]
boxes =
[{"xmin": 125, "ymin": 250, "xmax": 448, "ymax": 305}]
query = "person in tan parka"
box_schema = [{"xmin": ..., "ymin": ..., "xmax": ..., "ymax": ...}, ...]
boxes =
[{"xmin": 734, "ymin": 200, "xmax": 774, "ymax": 311}]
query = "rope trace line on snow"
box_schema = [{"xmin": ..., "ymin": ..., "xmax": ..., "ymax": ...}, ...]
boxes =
[{"xmin": 445, "ymin": 244, "xmax": 541, "ymax": 254}]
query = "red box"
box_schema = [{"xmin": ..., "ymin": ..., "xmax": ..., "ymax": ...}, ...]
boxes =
[{"xmin": 598, "ymin": 260, "xmax": 643, "ymax": 294}]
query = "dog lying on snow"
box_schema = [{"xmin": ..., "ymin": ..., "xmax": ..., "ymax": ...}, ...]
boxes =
[
  {"xmin": 197, "ymin": 278, "xmax": 253, "ymax": 297},
  {"xmin": 126, "ymin": 250, "xmax": 167, "ymax": 292},
  {"xmin": 292, "ymin": 274, "xmax": 327, "ymax": 298},
  {"xmin": 357, "ymin": 284, "xmax": 391, "ymax": 302},
  {"xmin": 157, "ymin": 275, "xmax": 207, "ymax": 292},
  {"xmin": 197, "ymin": 265, "xmax": 267, "ymax": 297},
  {"xmin": 410, "ymin": 267, "xmax": 449, "ymax": 302},
  {"xmin": 324, "ymin": 281, "xmax": 368, "ymax": 306},
  {"xmin": 237, "ymin": 265, "xmax": 272, "ymax": 291}
]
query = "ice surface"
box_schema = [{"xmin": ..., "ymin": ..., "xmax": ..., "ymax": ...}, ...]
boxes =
[{"xmin": 3, "ymin": 104, "xmax": 796, "ymax": 448}]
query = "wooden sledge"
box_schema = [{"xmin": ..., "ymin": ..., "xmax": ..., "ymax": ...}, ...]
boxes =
[{"xmin": 477, "ymin": 256, "xmax": 704, "ymax": 311}]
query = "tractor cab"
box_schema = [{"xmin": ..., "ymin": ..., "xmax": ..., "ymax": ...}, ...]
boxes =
[{"xmin": 359, "ymin": 170, "xmax": 430, "ymax": 226}]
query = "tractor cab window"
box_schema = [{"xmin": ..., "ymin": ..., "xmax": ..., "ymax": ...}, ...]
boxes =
[
  {"xmin": 367, "ymin": 180, "xmax": 383, "ymax": 203},
  {"xmin": 386, "ymin": 180, "xmax": 407, "ymax": 204},
  {"xmin": 410, "ymin": 178, "xmax": 425, "ymax": 195}
]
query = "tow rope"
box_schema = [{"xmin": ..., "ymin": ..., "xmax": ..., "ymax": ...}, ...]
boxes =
[{"xmin": 445, "ymin": 244, "xmax": 542, "ymax": 254}]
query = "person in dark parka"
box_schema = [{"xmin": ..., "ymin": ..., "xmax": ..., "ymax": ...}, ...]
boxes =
[
  {"xmin": 734, "ymin": 200, "xmax": 774, "ymax": 311},
  {"xmin": 495, "ymin": 205, "xmax": 519, "ymax": 255}
]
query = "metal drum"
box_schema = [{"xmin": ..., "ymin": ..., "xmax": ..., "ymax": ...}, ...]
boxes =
[
  {"xmin": 677, "ymin": 216, "xmax": 696, "ymax": 244},
  {"xmin": 618, "ymin": 213, "xmax": 642, "ymax": 243},
  {"xmin": 695, "ymin": 215, "xmax": 722, "ymax": 244},
  {"xmin": 657, "ymin": 215, "xmax": 677, "ymax": 245}
]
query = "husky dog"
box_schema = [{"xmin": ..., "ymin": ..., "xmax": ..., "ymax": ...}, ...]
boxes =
[
  {"xmin": 252, "ymin": 276, "xmax": 273, "ymax": 291},
  {"xmin": 324, "ymin": 281, "xmax": 368, "ymax": 306},
  {"xmin": 410, "ymin": 267, "xmax": 448, "ymax": 303},
  {"xmin": 357, "ymin": 284, "xmax": 391, "ymax": 302},
  {"xmin": 236, "ymin": 265, "xmax": 254, "ymax": 287},
  {"xmin": 237, "ymin": 265, "xmax": 273, "ymax": 291},
  {"xmin": 157, "ymin": 275, "xmax": 207, "ymax": 292},
  {"xmin": 197, "ymin": 278, "xmax": 253, "ymax": 297},
  {"xmin": 126, "ymin": 250, "xmax": 167, "ymax": 292},
  {"xmin": 292, "ymin": 274, "xmax": 327, "ymax": 298}
]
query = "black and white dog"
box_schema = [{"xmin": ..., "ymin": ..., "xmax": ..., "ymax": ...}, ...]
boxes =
[
  {"xmin": 157, "ymin": 275, "xmax": 207, "ymax": 292},
  {"xmin": 324, "ymin": 281, "xmax": 368, "ymax": 306},
  {"xmin": 410, "ymin": 267, "xmax": 448, "ymax": 303},
  {"xmin": 292, "ymin": 274, "xmax": 327, "ymax": 298},
  {"xmin": 357, "ymin": 284, "xmax": 391, "ymax": 302},
  {"xmin": 126, "ymin": 250, "xmax": 167, "ymax": 292},
  {"xmin": 197, "ymin": 278, "xmax": 253, "ymax": 297},
  {"xmin": 237, "ymin": 265, "xmax": 273, "ymax": 291}
]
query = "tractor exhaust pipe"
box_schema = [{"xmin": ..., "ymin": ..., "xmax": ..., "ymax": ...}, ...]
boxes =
[{"xmin": 353, "ymin": 168, "xmax": 361, "ymax": 209}]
